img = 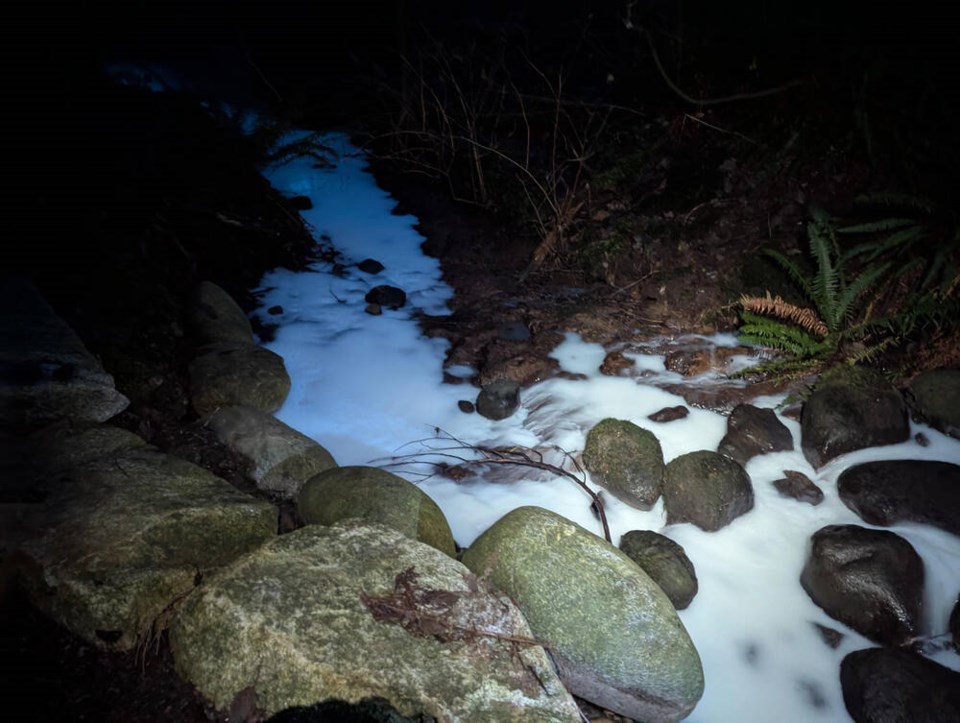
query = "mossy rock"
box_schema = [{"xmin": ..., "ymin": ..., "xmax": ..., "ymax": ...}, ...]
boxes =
[{"xmin": 582, "ymin": 418, "xmax": 664, "ymax": 510}]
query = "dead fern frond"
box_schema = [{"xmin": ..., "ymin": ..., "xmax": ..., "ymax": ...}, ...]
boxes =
[{"xmin": 739, "ymin": 293, "xmax": 829, "ymax": 338}]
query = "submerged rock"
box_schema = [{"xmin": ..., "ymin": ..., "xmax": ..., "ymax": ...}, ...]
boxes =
[
  {"xmin": 204, "ymin": 405, "xmax": 337, "ymax": 500},
  {"xmin": 801, "ymin": 366, "xmax": 909, "ymax": 469},
  {"xmin": 619, "ymin": 530, "xmax": 698, "ymax": 610},
  {"xmin": 800, "ymin": 525, "xmax": 924, "ymax": 646},
  {"xmin": 838, "ymin": 459, "xmax": 960, "ymax": 536},
  {"xmin": 717, "ymin": 404, "xmax": 793, "ymax": 465},
  {"xmin": 840, "ymin": 647, "xmax": 960, "ymax": 723},
  {"xmin": 171, "ymin": 521, "xmax": 581, "ymax": 721},
  {"xmin": 461, "ymin": 506, "xmax": 704, "ymax": 723},
  {"xmin": 298, "ymin": 466, "xmax": 456, "ymax": 557},
  {"xmin": 582, "ymin": 418, "xmax": 664, "ymax": 510},
  {"xmin": 907, "ymin": 367, "xmax": 960, "ymax": 440},
  {"xmin": 662, "ymin": 451, "xmax": 754, "ymax": 531}
]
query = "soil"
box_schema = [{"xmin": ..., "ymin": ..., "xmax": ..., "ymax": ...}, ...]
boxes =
[{"xmin": 2, "ymin": 59, "xmax": 955, "ymax": 723}]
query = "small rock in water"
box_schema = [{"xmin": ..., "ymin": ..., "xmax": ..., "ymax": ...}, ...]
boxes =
[
  {"xmin": 476, "ymin": 379, "xmax": 520, "ymax": 421},
  {"xmin": 457, "ymin": 400, "xmax": 475, "ymax": 414},
  {"xmin": 648, "ymin": 405, "xmax": 689, "ymax": 422},
  {"xmin": 357, "ymin": 258, "xmax": 385, "ymax": 274},
  {"xmin": 772, "ymin": 470, "xmax": 824, "ymax": 505},
  {"xmin": 364, "ymin": 303, "xmax": 382, "ymax": 316},
  {"xmin": 364, "ymin": 285, "xmax": 406, "ymax": 310},
  {"xmin": 915, "ymin": 432, "xmax": 930, "ymax": 447},
  {"xmin": 812, "ymin": 623, "xmax": 844, "ymax": 649},
  {"xmin": 267, "ymin": 305, "xmax": 283, "ymax": 316},
  {"xmin": 600, "ymin": 351, "xmax": 634, "ymax": 376}
]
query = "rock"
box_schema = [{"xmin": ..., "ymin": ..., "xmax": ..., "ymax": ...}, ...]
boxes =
[
  {"xmin": 801, "ymin": 366, "xmax": 909, "ymax": 469},
  {"xmin": 619, "ymin": 530, "xmax": 698, "ymax": 609},
  {"xmin": 800, "ymin": 525, "xmax": 924, "ymax": 646},
  {"xmin": 840, "ymin": 647, "xmax": 960, "ymax": 723},
  {"xmin": 475, "ymin": 379, "xmax": 520, "ymax": 421},
  {"xmin": 267, "ymin": 305, "xmax": 283, "ymax": 316},
  {"xmin": 0, "ymin": 277, "xmax": 129, "ymax": 431},
  {"xmin": 717, "ymin": 404, "xmax": 793, "ymax": 465},
  {"xmin": 772, "ymin": 469, "xmax": 824, "ymax": 505},
  {"xmin": 9, "ymin": 423, "xmax": 277, "ymax": 651},
  {"xmin": 813, "ymin": 623, "xmax": 844, "ymax": 649},
  {"xmin": 204, "ymin": 405, "xmax": 337, "ymax": 500},
  {"xmin": 364, "ymin": 285, "xmax": 406, "ymax": 310},
  {"xmin": 461, "ymin": 506, "xmax": 704, "ymax": 723},
  {"xmin": 189, "ymin": 280, "xmax": 254, "ymax": 345},
  {"xmin": 189, "ymin": 342, "xmax": 291, "ymax": 415},
  {"xmin": 171, "ymin": 521, "xmax": 581, "ymax": 721},
  {"xmin": 457, "ymin": 400, "xmax": 474, "ymax": 413},
  {"xmin": 298, "ymin": 466, "xmax": 456, "ymax": 557},
  {"xmin": 838, "ymin": 460, "xmax": 960, "ymax": 536},
  {"xmin": 600, "ymin": 350, "xmax": 634, "ymax": 376},
  {"xmin": 663, "ymin": 451, "xmax": 754, "ymax": 531},
  {"xmin": 648, "ymin": 405, "xmax": 689, "ymax": 423},
  {"xmin": 664, "ymin": 349, "xmax": 711, "ymax": 377},
  {"xmin": 907, "ymin": 367, "xmax": 960, "ymax": 440},
  {"xmin": 364, "ymin": 303, "xmax": 382, "ymax": 316},
  {"xmin": 357, "ymin": 258, "xmax": 385, "ymax": 274},
  {"xmin": 582, "ymin": 418, "xmax": 664, "ymax": 510}
]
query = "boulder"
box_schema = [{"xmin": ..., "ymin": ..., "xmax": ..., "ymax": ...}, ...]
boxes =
[
  {"xmin": 298, "ymin": 466, "xmax": 456, "ymax": 557},
  {"xmin": 9, "ymin": 424, "xmax": 277, "ymax": 651},
  {"xmin": 840, "ymin": 647, "xmax": 960, "ymax": 723},
  {"xmin": 663, "ymin": 451, "xmax": 754, "ymax": 531},
  {"xmin": 189, "ymin": 281, "xmax": 255, "ymax": 345},
  {"xmin": 170, "ymin": 521, "xmax": 581, "ymax": 721},
  {"xmin": 838, "ymin": 460, "xmax": 960, "ymax": 536},
  {"xmin": 800, "ymin": 525, "xmax": 924, "ymax": 646},
  {"xmin": 717, "ymin": 404, "xmax": 793, "ymax": 465},
  {"xmin": 475, "ymin": 379, "xmax": 520, "ymax": 421},
  {"xmin": 0, "ymin": 277, "xmax": 129, "ymax": 431},
  {"xmin": 619, "ymin": 530, "xmax": 698, "ymax": 609},
  {"xmin": 461, "ymin": 506, "xmax": 704, "ymax": 722},
  {"xmin": 204, "ymin": 405, "xmax": 337, "ymax": 500},
  {"xmin": 907, "ymin": 367, "xmax": 960, "ymax": 440},
  {"xmin": 801, "ymin": 366, "xmax": 909, "ymax": 469},
  {"xmin": 582, "ymin": 418, "xmax": 664, "ymax": 510},
  {"xmin": 188, "ymin": 342, "xmax": 291, "ymax": 415}
]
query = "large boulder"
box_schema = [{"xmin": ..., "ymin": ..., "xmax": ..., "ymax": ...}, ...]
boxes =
[
  {"xmin": 801, "ymin": 366, "xmax": 909, "ymax": 469},
  {"xmin": 800, "ymin": 525, "xmax": 924, "ymax": 646},
  {"xmin": 189, "ymin": 280, "xmax": 255, "ymax": 345},
  {"xmin": 170, "ymin": 521, "xmax": 581, "ymax": 721},
  {"xmin": 662, "ymin": 451, "xmax": 754, "ymax": 531},
  {"xmin": 840, "ymin": 647, "xmax": 960, "ymax": 723},
  {"xmin": 9, "ymin": 423, "xmax": 277, "ymax": 650},
  {"xmin": 907, "ymin": 367, "xmax": 960, "ymax": 440},
  {"xmin": 204, "ymin": 405, "xmax": 336, "ymax": 500},
  {"xmin": 298, "ymin": 466, "xmax": 456, "ymax": 557},
  {"xmin": 582, "ymin": 418, "xmax": 664, "ymax": 510},
  {"xmin": 717, "ymin": 404, "xmax": 793, "ymax": 465},
  {"xmin": 838, "ymin": 460, "xmax": 960, "ymax": 536},
  {"xmin": 0, "ymin": 277, "xmax": 129, "ymax": 431},
  {"xmin": 188, "ymin": 342, "xmax": 291, "ymax": 415},
  {"xmin": 461, "ymin": 506, "xmax": 704, "ymax": 722},
  {"xmin": 619, "ymin": 530, "xmax": 698, "ymax": 610}
]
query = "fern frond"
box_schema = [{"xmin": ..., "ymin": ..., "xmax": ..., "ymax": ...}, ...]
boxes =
[
  {"xmin": 807, "ymin": 208, "xmax": 842, "ymax": 327},
  {"xmin": 762, "ymin": 248, "xmax": 814, "ymax": 300},
  {"xmin": 739, "ymin": 312, "xmax": 832, "ymax": 357},
  {"xmin": 739, "ymin": 294, "xmax": 828, "ymax": 337},
  {"xmin": 832, "ymin": 262, "xmax": 890, "ymax": 324}
]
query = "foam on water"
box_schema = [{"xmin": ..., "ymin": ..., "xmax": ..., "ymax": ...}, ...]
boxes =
[{"xmin": 256, "ymin": 132, "xmax": 960, "ymax": 722}]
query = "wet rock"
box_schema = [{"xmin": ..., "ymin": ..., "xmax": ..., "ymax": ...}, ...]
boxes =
[
  {"xmin": 461, "ymin": 506, "xmax": 704, "ymax": 722},
  {"xmin": 619, "ymin": 530, "xmax": 698, "ymax": 609},
  {"xmin": 812, "ymin": 623, "xmax": 844, "ymax": 649},
  {"xmin": 364, "ymin": 285, "xmax": 406, "ymax": 310},
  {"xmin": 907, "ymin": 367, "xmax": 960, "ymax": 440},
  {"xmin": 357, "ymin": 258, "xmax": 385, "ymax": 274},
  {"xmin": 800, "ymin": 366, "xmax": 909, "ymax": 469},
  {"xmin": 800, "ymin": 525, "xmax": 923, "ymax": 646},
  {"xmin": 0, "ymin": 278, "xmax": 129, "ymax": 431},
  {"xmin": 298, "ymin": 466, "xmax": 456, "ymax": 556},
  {"xmin": 838, "ymin": 460, "xmax": 960, "ymax": 536},
  {"xmin": 10, "ymin": 424, "xmax": 277, "ymax": 651},
  {"xmin": 663, "ymin": 451, "xmax": 754, "ymax": 531},
  {"xmin": 189, "ymin": 280, "xmax": 254, "ymax": 345},
  {"xmin": 772, "ymin": 470, "xmax": 824, "ymax": 505},
  {"xmin": 600, "ymin": 350, "xmax": 634, "ymax": 376},
  {"xmin": 717, "ymin": 404, "xmax": 793, "ymax": 465},
  {"xmin": 840, "ymin": 647, "xmax": 960, "ymax": 723},
  {"xmin": 457, "ymin": 400, "xmax": 474, "ymax": 413},
  {"xmin": 171, "ymin": 521, "xmax": 581, "ymax": 721},
  {"xmin": 267, "ymin": 305, "xmax": 283, "ymax": 315},
  {"xmin": 582, "ymin": 419, "xmax": 665, "ymax": 510},
  {"xmin": 364, "ymin": 303, "xmax": 382, "ymax": 316},
  {"xmin": 475, "ymin": 379, "xmax": 520, "ymax": 420},
  {"xmin": 204, "ymin": 405, "xmax": 337, "ymax": 500},
  {"xmin": 188, "ymin": 342, "xmax": 291, "ymax": 415},
  {"xmin": 664, "ymin": 349, "xmax": 711, "ymax": 377},
  {"xmin": 648, "ymin": 405, "xmax": 689, "ymax": 423}
]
